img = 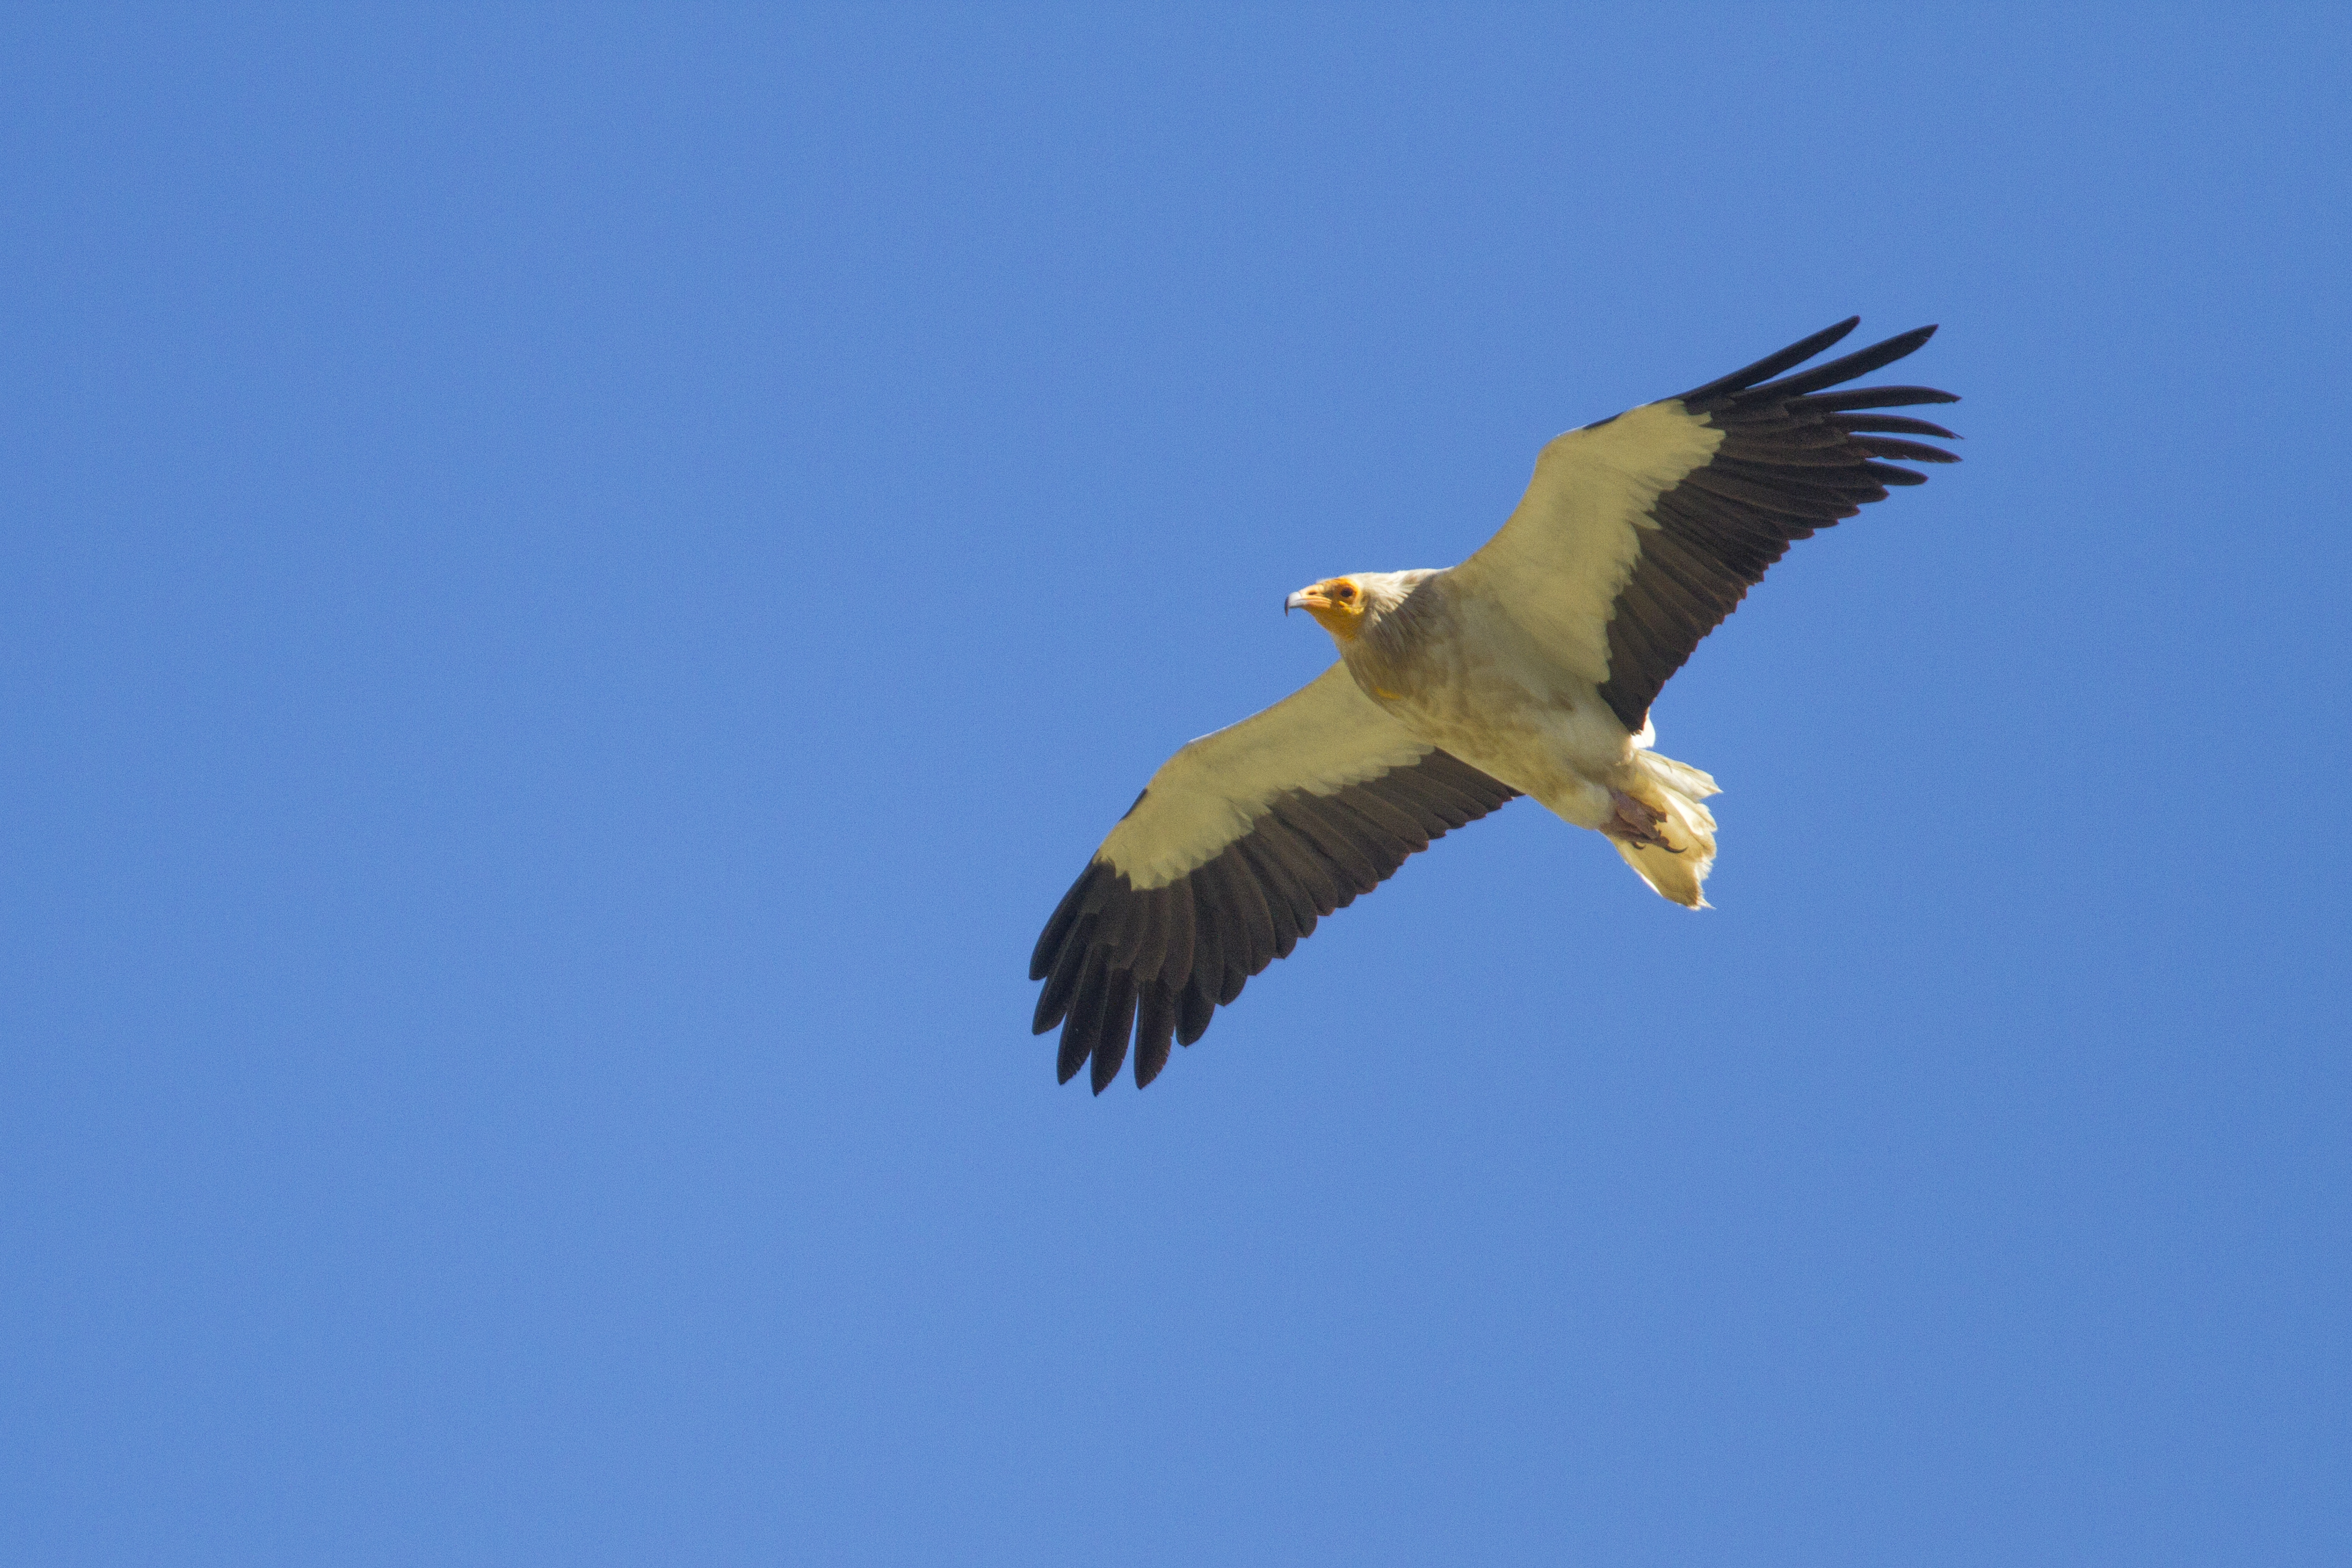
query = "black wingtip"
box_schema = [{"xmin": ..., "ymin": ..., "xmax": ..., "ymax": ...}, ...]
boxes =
[
  {"xmin": 1759, "ymin": 325, "xmax": 1941, "ymax": 400},
  {"xmin": 1674, "ymin": 317, "xmax": 1861, "ymax": 406},
  {"xmin": 1089, "ymin": 1031, "xmax": 1124, "ymax": 1094},
  {"xmin": 1794, "ymin": 385, "xmax": 1960, "ymax": 413},
  {"xmin": 1132, "ymin": 986, "xmax": 1175, "ymax": 1088},
  {"xmin": 1828, "ymin": 413, "xmax": 1962, "ymax": 441},
  {"xmin": 1030, "ymin": 863, "xmax": 1104, "ymax": 980}
]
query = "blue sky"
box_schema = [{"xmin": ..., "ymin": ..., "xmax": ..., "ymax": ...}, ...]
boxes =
[{"xmin": 5, "ymin": 8, "xmax": 2347, "ymax": 1565}]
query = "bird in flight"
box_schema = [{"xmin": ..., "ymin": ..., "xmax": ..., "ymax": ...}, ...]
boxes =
[{"xmin": 1031, "ymin": 318, "xmax": 1959, "ymax": 1091}]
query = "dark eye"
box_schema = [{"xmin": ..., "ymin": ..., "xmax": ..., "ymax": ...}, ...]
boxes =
[{"xmin": 1335, "ymin": 584, "xmax": 1354, "ymax": 600}]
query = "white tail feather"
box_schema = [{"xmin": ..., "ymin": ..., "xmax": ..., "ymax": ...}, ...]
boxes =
[{"xmin": 1612, "ymin": 750, "xmax": 1720, "ymax": 909}]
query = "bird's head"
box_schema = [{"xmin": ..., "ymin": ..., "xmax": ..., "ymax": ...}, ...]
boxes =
[{"xmin": 1285, "ymin": 576, "xmax": 1372, "ymax": 641}]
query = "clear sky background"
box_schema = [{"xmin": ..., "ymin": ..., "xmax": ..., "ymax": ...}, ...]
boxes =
[{"xmin": 5, "ymin": 8, "xmax": 2347, "ymax": 1565}]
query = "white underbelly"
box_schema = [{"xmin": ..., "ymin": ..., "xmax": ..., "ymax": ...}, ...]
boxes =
[
  {"xmin": 1340, "ymin": 578, "xmax": 1657, "ymax": 835},
  {"xmin": 1376, "ymin": 670, "xmax": 1636, "ymax": 832}
]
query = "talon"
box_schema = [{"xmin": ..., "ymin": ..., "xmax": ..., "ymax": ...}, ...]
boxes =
[{"xmin": 1605, "ymin": 787, "xmax": 1677, "ymax": 851}]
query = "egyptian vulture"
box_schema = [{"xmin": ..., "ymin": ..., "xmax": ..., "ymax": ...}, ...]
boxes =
[{"xmin": 1031, "ymin": 318, "xmax": 1959, "ymax": 1091}]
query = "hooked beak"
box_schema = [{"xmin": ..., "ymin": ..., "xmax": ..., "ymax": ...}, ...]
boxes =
[{"xmin": 1285, "ymin": 587, "xmax": 1331, "ymax": 616}]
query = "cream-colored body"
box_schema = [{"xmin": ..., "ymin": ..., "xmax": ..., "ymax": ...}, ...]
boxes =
[
  {"xmin": 1281, "ymin": 398, "xmax": 1733, "ymax": 906},
  {"xmin": 1334, "ymin": 567, "xmax": 1719, "ymax": 906}
]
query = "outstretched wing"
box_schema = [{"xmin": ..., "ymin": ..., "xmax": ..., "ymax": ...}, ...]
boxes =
[
  {"xmin": 1450, "ymin": 318, "xmax": 1960, "ymax": 734},
  {"xmin": 1031, "ymin": 665, "xmax": 1517, "ymax": 1092}
]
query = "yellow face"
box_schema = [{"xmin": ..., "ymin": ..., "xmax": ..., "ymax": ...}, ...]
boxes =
[{"xmin": 1286, "ymin": 577, "xmax": 1368, "ymax": 640}]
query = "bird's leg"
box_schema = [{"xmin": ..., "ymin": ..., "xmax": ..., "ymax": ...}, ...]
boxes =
[{"xmin": 1604, "ymin": 788, "xmax": 1681, "ymax": 854}]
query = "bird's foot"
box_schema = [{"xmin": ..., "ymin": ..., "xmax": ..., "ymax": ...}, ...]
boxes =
[{"xmin": 1604, "ymin": 788, "xmax": 1681, "ymax": 853}]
